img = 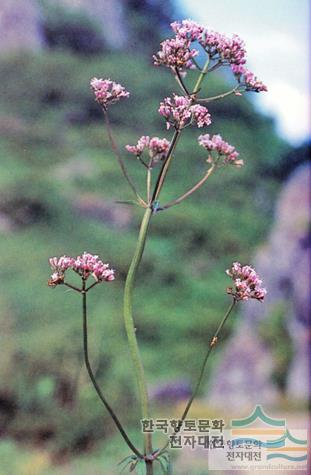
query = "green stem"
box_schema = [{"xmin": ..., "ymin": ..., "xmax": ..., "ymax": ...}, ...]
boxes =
[
  {"xmin": 157, "ymin": 298, "xmax": 236, "ymax": 457},
  {"xmin": 104, "ymin": 112, "xmax": 147, "ymax": 208},
  {"xmin": 174, "ymin": 67, "xmax": 191, "ymax": 96},
  {"xmin": 193, "ymin": 57, "xmax": 210, "ymax": 95},
  {"xmin": 123, "ymin": 206, "xmax": 153, "ymax": 455},
  {"xmin": 151, "ymin": 129, "xmax": 181, "ymax": 203},
  {"xmin": 198, "ymin": 86, "xmax": 239, "ymax": 103},
  {"xmin": 82, "ymin": 281, "xmax": 142, "ymax": 458},
  {"xmin": 122, "ymin": 59, "xmax": 213, "ymax": 464},
  {"xmin": 146, "ymin": 460, "xmax": 153, "ymax": 475},
  {"xmin": 178, "ymin": 299, "xmax": 236, "ymax": 425},
  {"xmin": 162, "ymin": 165, "xmax": 215, "ymax": 210}
]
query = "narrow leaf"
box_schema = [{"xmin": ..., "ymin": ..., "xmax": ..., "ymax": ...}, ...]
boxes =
[
  {"xmin": 136, "ymin": 459, "xmax": 146, "ymax": 475},
  {"xmin": 157, "ymin": 457, "xmax": 168, "ymax": 474}
]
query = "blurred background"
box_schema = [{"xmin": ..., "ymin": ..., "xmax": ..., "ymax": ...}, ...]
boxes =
[{"xmin": 0, "ymin": 1, "xmax": 309, "ymax": 474}]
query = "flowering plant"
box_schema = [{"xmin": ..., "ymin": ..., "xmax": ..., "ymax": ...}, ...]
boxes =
[{"xmin": 48, "ymin": 18, "xmax": 267, "ymax": 474}]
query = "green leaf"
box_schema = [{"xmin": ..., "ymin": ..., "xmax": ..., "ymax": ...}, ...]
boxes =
[
  {"xmin": 115, "ymin": 200, "xmax": 141, "ymax": 207},
  {"xmin": 119, "ymin": 460, "xmax": 133, "ymax": 474},
  {"xmin": 129, "ymin": 460, "xmax": 138, "ymax": 472},
  {"xmin": 118, "ymin": 455, "xmax": 137, "ymax": 466},
  {"xmin": 136, "ymin": 460, "xmax": 146, "ymax": 475},
  {"xmin": 118, "ymin": 455, "xmax": 138, "ymax": 474},
  {"xmin": 157, "ymin": 457, "xmax": 168, "ymax": 474}
]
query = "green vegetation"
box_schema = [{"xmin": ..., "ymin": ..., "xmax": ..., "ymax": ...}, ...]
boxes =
[{"xmin": 0, "ymin": 50, "xmax": 288, "ymax": 469}]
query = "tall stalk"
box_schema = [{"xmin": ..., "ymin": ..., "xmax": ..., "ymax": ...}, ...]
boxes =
[
  {"xmin": 122, "ymin": 58, "xmax": 211, "ymax": 469},
  {"xmin": 123, "ymin": 206, "xmax": 153, "ymax": 455}
]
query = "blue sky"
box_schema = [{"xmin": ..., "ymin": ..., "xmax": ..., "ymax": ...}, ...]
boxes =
[{"xmin": 177, "ymin": 0, "xmax": 310, "ymax": 145}]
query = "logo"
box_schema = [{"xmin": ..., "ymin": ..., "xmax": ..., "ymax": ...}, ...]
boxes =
[{"xmin": 208, "ymin": 405, "xmax": 308, "ymax": 471}]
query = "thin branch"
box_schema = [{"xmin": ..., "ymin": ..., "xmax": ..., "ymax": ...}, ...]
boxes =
[
  {"xmin": 85, "ymin": 281, "xmax": 99, "ymax": 292},
  {"xmin": 151, "ymin": 129, "xmax": 181, "ymax": 204},
  {"xmin": 178, "ymin": 299, "xmax": 236, "ymax": 426},
  {"xmin": 191, "ymin": 56, "xmax": 202, "ymax": 71},
  {"xmin": 104, "ymin": 112, "xmax": 147, "ymax": 208},
  {"xmin": 207, "ymin": 61, "xmax": 222, "ymax": 73},
  {"xmin": 82, "ymin": 283, "xmax": 142, "ymax": 458},
  {"xmin": 64, "ymin": 282, "xmax": 81, "ymax": 293},
  {"xmin": 173, "ymin": 67, "xmax": 191, "ymax": 96},
  {"xmin": 146, "ymin": 168, "xmax": 152, "ymax": 204},
  {"xmin": 156, "ymin": 299, "xmax": 236, "ymax": 458},
  {"xmin": 198, "ymin": 86, "xmax": 239, "ymax": 103},
  {"xmin": 162, "ymin": 165, "xmax": 215, "ymax": 210}
]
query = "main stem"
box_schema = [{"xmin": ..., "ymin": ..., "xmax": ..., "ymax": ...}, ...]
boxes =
[
  {"xmin": 122, "ymin": 58, "xmax": 211, "ymax": 469},
  {"xmin": 123, "ymin": 206, "xmax": 153, "ymax": 455},
  {"xmin": 81, "ymin": 281, "xmax": 142, "ymax": 458}
]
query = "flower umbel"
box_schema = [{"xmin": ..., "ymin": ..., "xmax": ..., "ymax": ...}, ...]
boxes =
[
  {"xmin": 243, "ymin": 69, "xmax": 268, "ymax": 93},
  {"xmin": 154, "ymin": 19, "xmax": 267, "ymax": 96},
  {"xmin": 226, "ymin": 262, "xmax": 267, "ymax": 301},
  {"xmin": 74, "ymin": 252, "xmax": 115, "ymax": 282},
  {"xmin": 198, "ymin": 134, "xmax": 243, "ymax": 167},
  {"xmin": 159, "ymin": 95, "xmax": 211, "ymax": 129},
  {"xmin": 171, "ymin": 19, "xmax": 205, "ymax": 41},
  {"xmin": 126, "ymin": 136, "xmax": 170, "ymax": 167},
  {"xmin": 48, "ymin": 252, "xmax": 115, "ymax": 288},
  {"xmin": 190, "ymin": 105, "xmax": 212, "ymax": 128},
  {"xmin": 90, "ymin": 78, "xmax": 130, "ymax": 108},
  {"xmin": 153, "ymin": 37, "xmax": 198, "ymax": 70}
]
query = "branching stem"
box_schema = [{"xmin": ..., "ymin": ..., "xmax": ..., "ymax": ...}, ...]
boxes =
[
  {"xmin": 104, "ymin": 112, "xmax": 147, "ymax": 207},
  {"xmin": 82, "ymin": 281, "xmax": 142, "ymax": 459}
]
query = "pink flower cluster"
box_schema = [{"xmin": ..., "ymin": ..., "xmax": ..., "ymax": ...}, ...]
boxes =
[
  {"xmin": 153, "ymin": 36, "xmax": 198, "ymax": 70},
  {"xmin": 153, "ymin": 19, "xmax": 267, "ymax": 94},
  {"xmin": 90, "ymin": 78, "xmax": 129, "ymax": 108},
  {"xmin": 235, "ymin": 69, "xmax": 268, "ymax": 93},
  {"xmin": 226, "ymin": 262, "xmax": 267, "ymax": 301},
  {"xmin": 159, "ymin": 95, "xmax": 211, "ymax": 130},
  {"xmin": 171, "ymin": 20, "xmax": 247, "ymax": 72},
  {"xmin": 200, "ymin": 31, "xmax": 246, "ymax": 69},
  {"xmin": 48, "ymin": 252, "xmax": 115, "ymax": 287},
  {"xmin": 171, "ymin": 19, "xmax": 205, "ymax": 41},
  {"xmin": 126, "ymin": 136, "xmax": 170, "ymax": 166},
  {"xmin": 198, "ymin": 134, "xmax": 243, "ymax": 167}
]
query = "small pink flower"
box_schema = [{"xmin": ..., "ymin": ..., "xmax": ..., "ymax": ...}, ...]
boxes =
[
  {"xmin": 153, "ymin": 36, "xmax": 198, "ymax": 70},
  {"xmin": 226, "ymin": 262, "xmax": 267, "ymax": 301},
  {"xmin": 48, "ymin": 252, "xmax": 115, "ymax": 287},
  {"xmin": 73, "ymin": 252, "xmax": 115, "ymax": 282},
  {"xmin": 159, "ymin": 95, "xmax": 211, "ymax": 130},
  {"xmin": 199, "ymin": 31, "xmax": 247, "ymax": 68},
  {"xmin": 231, "ymin": 66, "xmax": 267, "ymax": 92},
  {"xmin": 198, "ymin": 134, "xmax": 243, "ymax": 167},
  {"xmin": 243, "ymin": 70, "xmax": 267, "ymax": 92},
  {"xmin": 171, "ymin": 19, "xmax": 205, "ymax": 41},
  {"xmin": 48, "ymin": 255, "xmax": 75, "ymax": 286},
  {"xmin": 190, "ymin": 105, "xmax": 211, "ymax": 128},
  {"xmin": 125, "ymin": 136, "xmax": 150, "ymax": 156},
  {"xmin": 90, "ymin": 77, "xmax": 129, "ymax": 108},
  {"xmin": 148, "ymin": 137, "xmax": 170, "ymax": 163},
  {"xmin": 126, "ymin": 136, "xmax": 170, "ymax": 167}
]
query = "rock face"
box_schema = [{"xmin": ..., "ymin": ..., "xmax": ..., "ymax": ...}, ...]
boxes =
[
  {"xmin": 207, "ymin": 164, "xmax": 310, "ymax": 409},
  {"xmin": 0, "ymin": 0, "xmax": 127, "ymax": 54},
  {"xmin": 59, "ymin": 0, "xmax": 128, "ymax": 49},
  {"xmin": 0, "ymin": 0, "xmax": 43, "ymax": 53}
]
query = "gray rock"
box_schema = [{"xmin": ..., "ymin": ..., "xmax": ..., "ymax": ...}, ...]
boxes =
[
  {"xmin": 0, "ymin": 0, "xmax": 43, "ymax": 53},
  {"xmin": 207, "ymin": 164, "xmax": 310, "ymax": 408},
  {"xmin": 53, "ymin": 0, "xmax": 128, "ymax": 49}
]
